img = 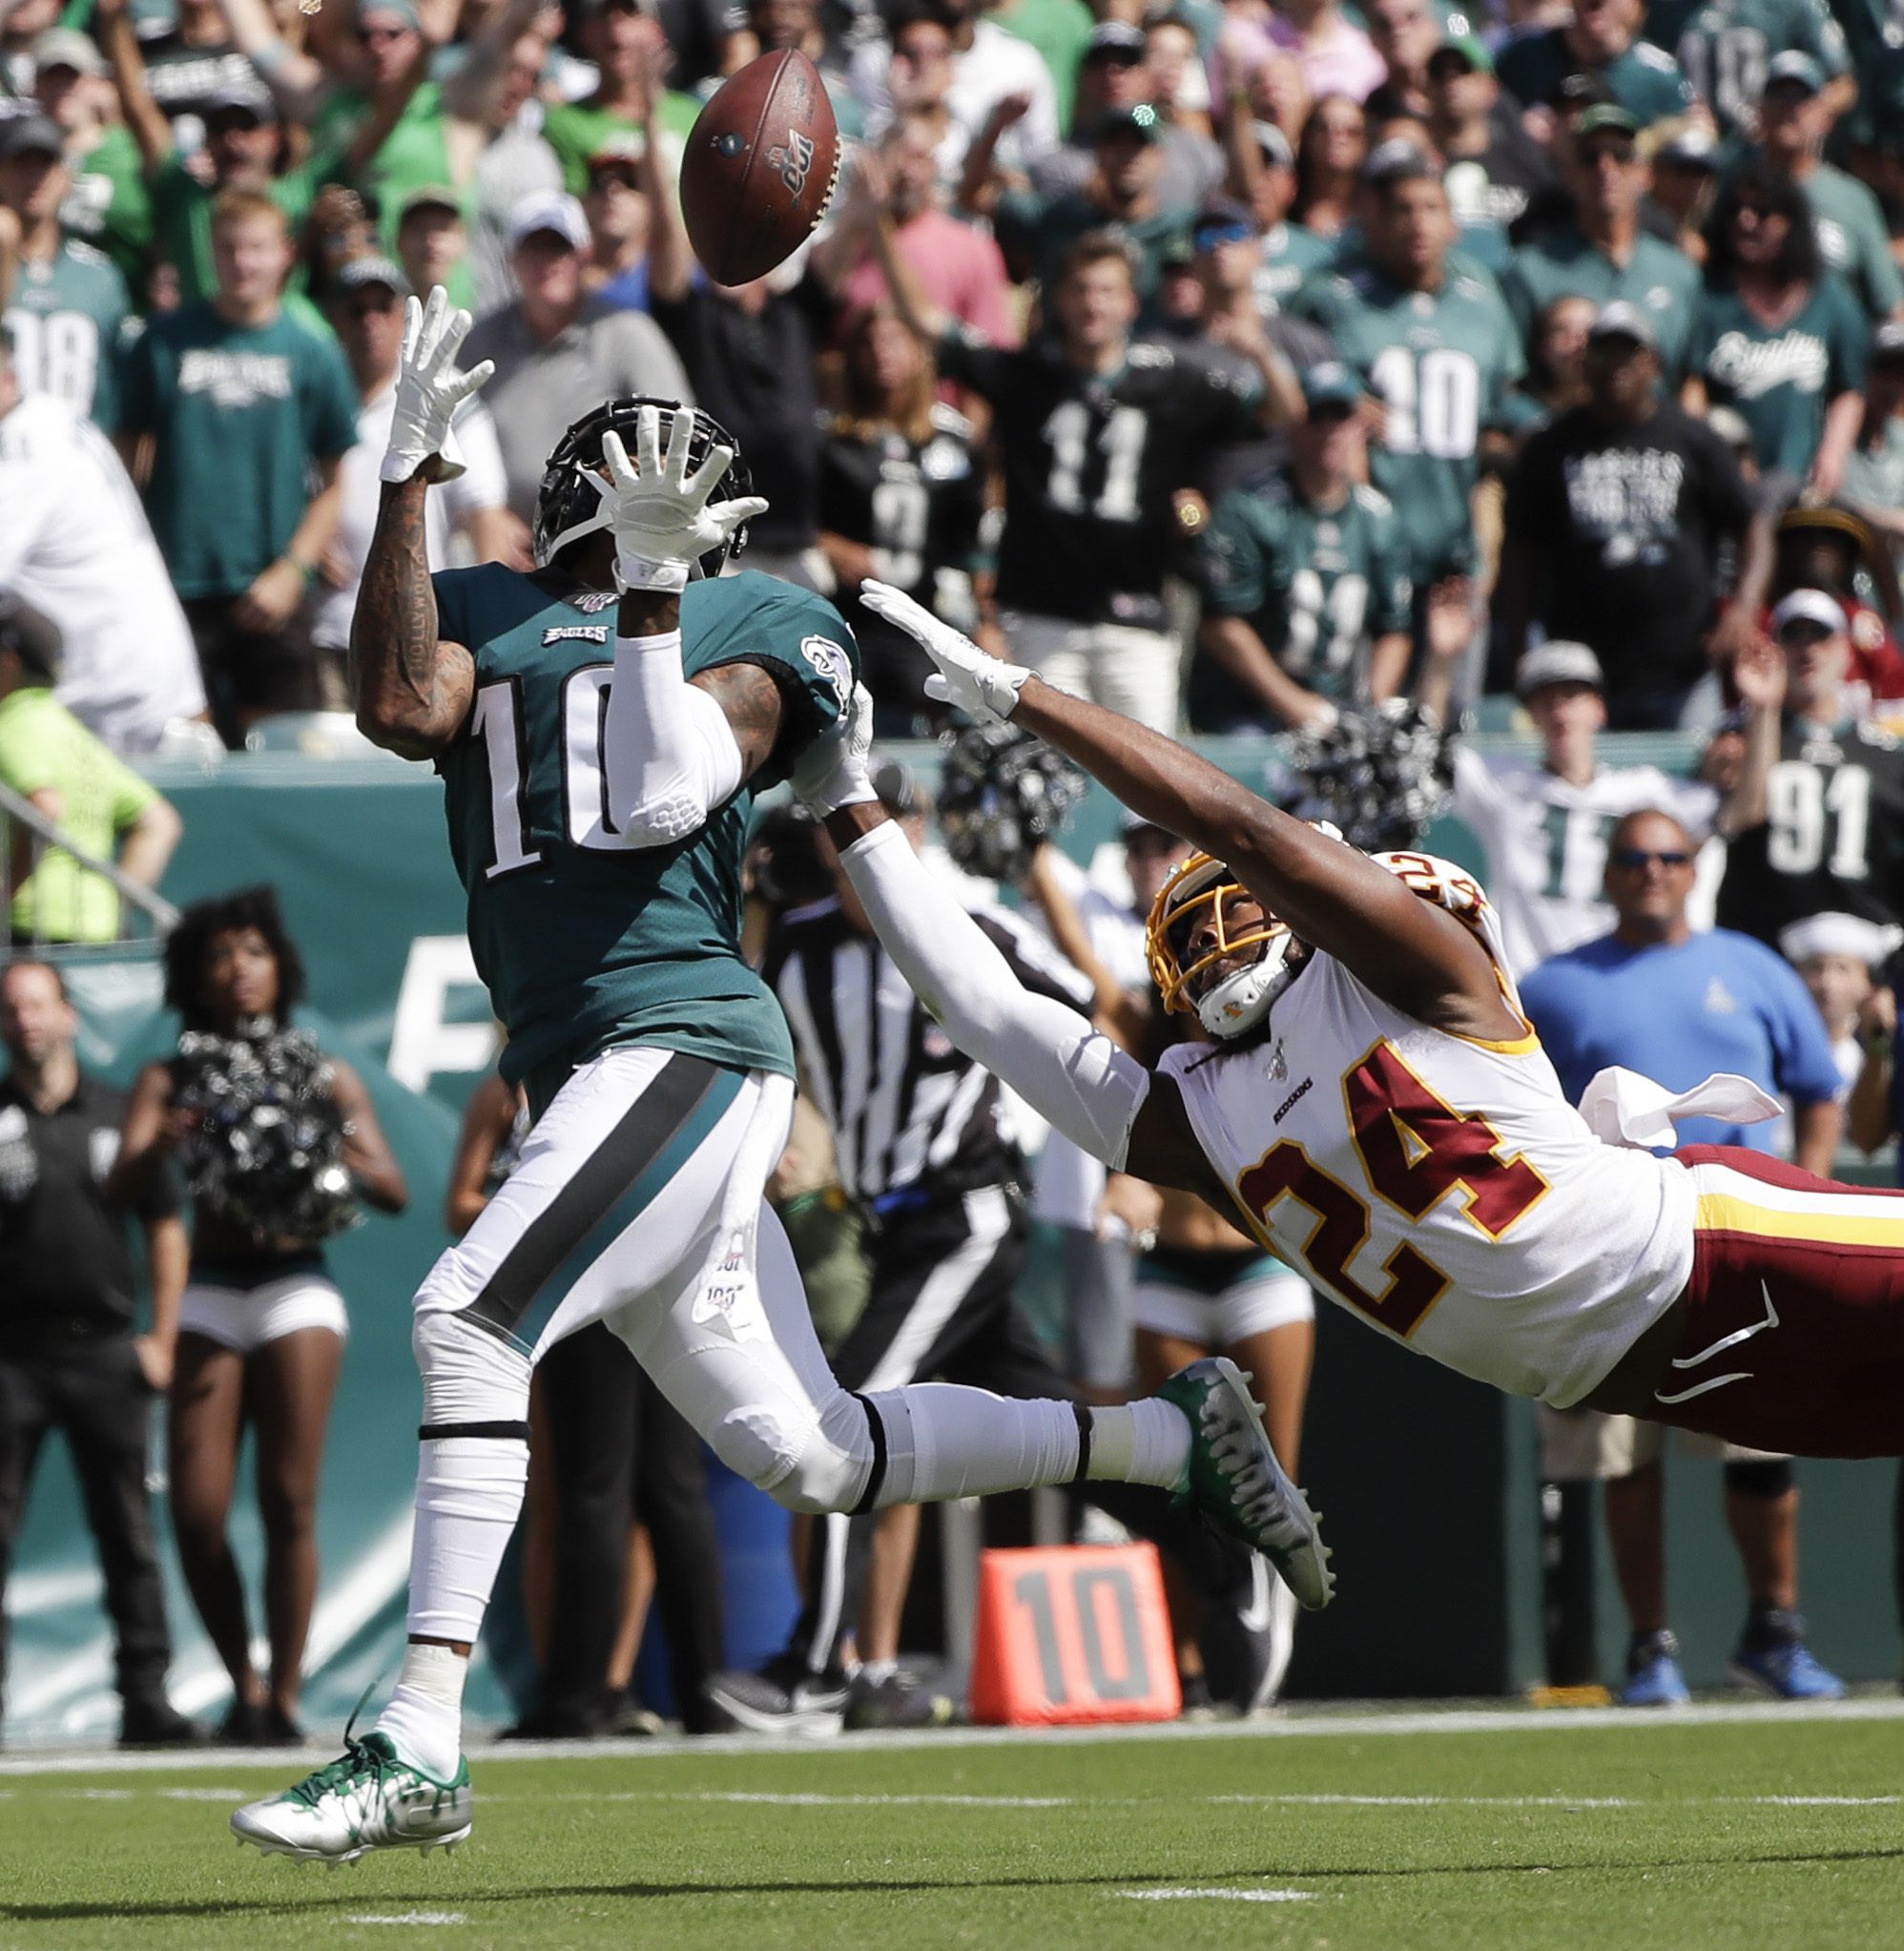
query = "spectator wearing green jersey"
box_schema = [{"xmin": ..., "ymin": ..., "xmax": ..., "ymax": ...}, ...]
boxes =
[
  {"xmin": 0, "ymin": 114, "xmax": 131, "ymax": 429},
  {"xmin": 1643, "ymin": 0, "xmax": 1852, "ymax": 139},
  {"xmin": 0, "ymin": 594, "xmax": 181, "ymax": 946},
  {"xmin": 29, "ymin": 28, "xmax": 155, "ymax": 303},
  {"xmin": 1289, "ymin": 141, "xmax": 1524, "ymax": 600},
  {"xmin": 1496, "ymin": 0, "xmax": 1699, "ymax": 136},
  {"xmin": 1843, "ymin": 322, "xmax": 1904, "ymax": 573},
  {"xmin": 1685, "ymin": 156, "xmax": 1867, "ymax": 499},
  {"xmin": 542, "ymin": 0, "xmax": 703, "ymax": 197},
  {"xmin": 1190, "ymin": 360, "xmax": 1416, "ymax": 733},
  {"xmin": 115, "ymin": 190, "xmax": 359, "ymax": 748},
  {"xmin": 1753, "ymin": 52, "xmax": 1904, "ymax": 322},
  {"xmin": 1502, "ymin": 105, "xmax": 1703, "ymax": 384}
]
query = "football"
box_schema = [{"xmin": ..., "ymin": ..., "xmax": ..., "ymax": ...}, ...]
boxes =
[{"xmin": 680, "ymin": 50, "xmax": 840, "ymax": 287}]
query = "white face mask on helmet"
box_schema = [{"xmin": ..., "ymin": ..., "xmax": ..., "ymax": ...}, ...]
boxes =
[
  {"xmin": 1148, "ymin": 852, "xmax": 1300, "ymax": 1041},
  {"xmin": 1194, "ymin": 931, "xmax": 1300, "ymax": 1039}
]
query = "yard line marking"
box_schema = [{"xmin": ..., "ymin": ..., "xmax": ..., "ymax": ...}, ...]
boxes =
[
  {"xmin": 7, "ymin": 1694, "xmax": 1904, "ymax": 1772},
  {"xmin": 667, "ymin": 1792, "xmax": 1077, "ymax": 1809},
  {"xmin": 1119, "ymin": 1888, "xmax": 1317, "ymax": 1903},
  {"xmin": 345, "ymin": 1914, "xmax": 468, "ymax": 1927},
  {"xmin": 1211, "ymin": 1794, "xmax": 1637, "ymax": 1808},
  {"xmin": 156, "ymin": 1787, "xmax": 248, "ymax": 1800},
  {"xmin": 1749, "ymin": 1795, "xmax": 1901, "ymax": 1806}
]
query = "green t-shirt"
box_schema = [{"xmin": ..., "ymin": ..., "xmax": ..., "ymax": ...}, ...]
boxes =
[
  {"xmin": 1843, "ymin": 417, "xmax": 1904, "ymax": 570},
  {"xmin": 1253, "ymin": 219, "xmax": 1335, "ymax": 315},
  {"xmin": 1687, "ymin": 272, "xmax": 1869, "ymax": 480},
  {"xmin": 994, "ymin": 190, "xmax": 1191, "ymax": 330},
  {"xmin": 1645, "ymin": 0, "xmax": 1848, "ymax": 135},
  {"xmin": 117, "ymin": 301, "xmax": 360, "ymax": 597},
  {"xmin": 434, "ymin": 566, "xmax": 860, "ymax": 1094},
  {"xmin": 990, "ymin": 0, "xmax": 1093, "ymax": 133},
  {"xmin": 1, "ymin": 239, "xmax": 133, "ymax": 429},
  {"xmin": 1797, "ymin": 160, "xmax": 1904, "ymax": 321},
  {"xmin": 1290, "ymin": 253, "xmax": 1525, "ymax": 581},
  {"xmin": 149, "ymin": 154, "xmax": 332, "ymax": 310},
  {"xmin": 0, "ymin": 687, "xmax": 157, "ymax": 943},
  {"xmin": 1501, "ymin": 225, "xmax": 1703, "ymax": 382},
  {"xmin": 313, "ymin": 81, "xmax": 464, "ymax": 256},
  {"xmin": 62, "ymin": 125, "xmax": 155, "ymax": 303},
  {"xmin": 541, "ymin": 93, "xmax": 733, "ymax": 197},
  {"xmin": 1190, "ymin": 472, "xmax": 1414, "ymax": 728},
  {"xmin": 1495, "ymin": 27, "xmax": 1698, "ymax": 127}
]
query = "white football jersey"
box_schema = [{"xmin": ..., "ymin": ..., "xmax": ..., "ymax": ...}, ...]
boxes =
[
  {"xmin": 1159, "ymin": 851, "xmax": 1695, "ymax": 1406},
  {"xmin": 1450, "ymin": 746, "xmax": 1722, "ymax": 978}
]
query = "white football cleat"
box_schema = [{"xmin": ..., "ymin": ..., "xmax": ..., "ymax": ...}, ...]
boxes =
[{"xmin": 232, "ymin": 1732, "xmax": 473, "ymax": 1864}]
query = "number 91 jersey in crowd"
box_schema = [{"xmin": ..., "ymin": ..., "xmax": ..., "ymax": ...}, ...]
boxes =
[
  {"xmin": 1158, "ymin": 852, "xmax": 1695, "ymax": 1408},
  {"xmin": 432, "ymin": 565, "xmax": 859, "ymax": 1103}
]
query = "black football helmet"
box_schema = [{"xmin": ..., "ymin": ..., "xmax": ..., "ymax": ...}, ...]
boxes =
[{"xmin": 531, "ymin": 397, "xmax": 756, "ymax": 577}]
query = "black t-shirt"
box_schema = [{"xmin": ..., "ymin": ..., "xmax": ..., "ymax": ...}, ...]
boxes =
[
  {"xmin": 817, "ymin": 407, "xmax": 987, "ymax": 712},
  {"xmin": 1502, "ymin": 399, "xmax": 1756, "ymax": 698},
  {"xmin": 1716, "ymin": 716, "xmax": 1904, "ymax": 944},
  {"xmin": 938, "ymin": 329, "xmax": 1258, "ymax": 628},
  {"xmin": 0, "ymin": 1072, "xmax": 178, "ymax": 1336},
  {"xmin": 651, "ymin": 285, "xmax": 823, "ymax": 551}
]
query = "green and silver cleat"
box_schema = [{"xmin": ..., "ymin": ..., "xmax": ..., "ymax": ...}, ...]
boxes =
[
  {"xmin": 1156, "ymin": 1356, "xmax": 1335, "ymax": 1611},
  {"xmin": 231, "ymin": 1732, "xmax": 473, "ymax": 1865}
]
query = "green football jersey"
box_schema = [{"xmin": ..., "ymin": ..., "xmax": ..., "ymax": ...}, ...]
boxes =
[
  {"xmin": 1, "ymin": 238, "xmax": 132, "ymax": 428},
  {"xmin": 1290, "ymin": 253, "xmax": 1524, "ymax": 582},
  {"xmin": 61, "ymin": 125, "xmax": 155, "ymax": 303},
  {"xmin": 1494, "ymin": 27, "xmax": 1697, "ymax": 127},
  {"xmin": 1687, "ymin": 271, "xmax": 1868, "ymax": 480},
  {"xmin": 1798, "ymin": 161, "xmax": 1904, "ymax": 321},
  {"xmin": 1501, "ymin": 225, "xmax": 1703, "ymax": 382},
  {"xmin": 1819, "ymin": 0, "xmax": 1904, "ymax": 135},
  {"xmin": 1253, "ymin": 220, "xmax": 1336, "ymax": 316},
  {"xmin": 1645, "ymin": 0, "xmax": 1848, "ymax": 134},
  {"xmin": 434, "ymin": 567, "xmax": 860, "ymax": 1098},
  {"xmin": 1192, "ymin": 471, "xmax": 1413, "ymax": 726}
]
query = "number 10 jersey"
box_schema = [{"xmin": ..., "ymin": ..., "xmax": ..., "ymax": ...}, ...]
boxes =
[{"xmin": 1159, "ymin": 852, "xmax": 1694, "ymax": 1407}]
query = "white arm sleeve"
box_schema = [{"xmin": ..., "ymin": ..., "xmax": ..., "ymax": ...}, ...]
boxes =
[
  {"xmin": 600, "ymin": 629, "xmax": 747, "ymax": 846},
  {"xmin": 841, "ymin": 820, "xmax": 1152, "ymax": 1168}
]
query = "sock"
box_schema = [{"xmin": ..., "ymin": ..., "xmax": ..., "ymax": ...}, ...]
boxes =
[
  {"xmin": 858, "ymin": 1658, "xmax": 897, "ymax": 1685},
  {"xmin": 1086, "ymin": 1400, "xmax": 1191, "ymax": 1490},
  {"xmin": 376, "ymin": 1641, "xmax": 469, "ymax": 1778}
]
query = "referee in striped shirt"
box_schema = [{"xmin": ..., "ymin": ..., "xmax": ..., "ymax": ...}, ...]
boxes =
[{"xmin": 705, "ymin": 767, "xmax": 1262, "ymax": 1734}]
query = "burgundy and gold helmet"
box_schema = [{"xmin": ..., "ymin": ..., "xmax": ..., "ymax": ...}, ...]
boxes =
[{"xmin": 1145, "ymin": 852, "xmax": 1298, "ymax": 1039}]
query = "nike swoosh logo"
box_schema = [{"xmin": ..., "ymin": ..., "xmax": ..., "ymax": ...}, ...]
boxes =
[{"xmin": 1236, "ymin": 1557, "xmax": 1276, "ymax": 1634}]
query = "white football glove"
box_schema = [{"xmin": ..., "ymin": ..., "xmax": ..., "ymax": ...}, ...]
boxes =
[
  {"xmin": 380, "ymin": 285, "xmax": 495, "ymax": 486},
  {"xmin": 859, "ymin": 581, "xmax": 1030, "ymax": 723},
  {"xmin": 592, "ymin": 405, "xmax": 771, "ymax": 595},
  {"xmin": 792, "ymin": 680, "xmax": 878, "ymax": 817}
]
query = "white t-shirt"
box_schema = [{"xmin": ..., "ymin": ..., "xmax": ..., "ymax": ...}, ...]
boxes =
[
  {"xmin": 1449, "ymin": 744, "xmax": 1723, "ymax": 979},
  {"xmin": 0, "ymin": 392, "xmax": 205, "ymax": 752},
  {"xmin": 851, "ymin": 18, "xmax": 1060, "ymax": 171},
  {"xmin": 317, "ymin": 379, "xmax": 508, "ymax": 650}
]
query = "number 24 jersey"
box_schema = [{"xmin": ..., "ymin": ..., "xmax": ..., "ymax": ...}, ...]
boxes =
[{"xmin": 1159, "ymin": 852, "xmax": 1693, "ymax": 1408}]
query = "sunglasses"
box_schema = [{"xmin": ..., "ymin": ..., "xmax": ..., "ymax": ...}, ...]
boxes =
[
  {"xmin": 589, "ymin": 163, "xmax": 642, "ymax": 188},
  {"xmin": 358, "ymin": 22, "xmax": 412, "ymax": 41},
  {"xmin": 1194, "ymin": 222, "xmax": 1254, "ymax": 250},
  {"xmin": 1608, "ymin": 848, "xmax": 1691, "ymax": 870}
]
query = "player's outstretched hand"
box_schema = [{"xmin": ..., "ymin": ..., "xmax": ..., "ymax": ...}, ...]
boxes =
[
  {"xmin": 382, "ymin": 285, "xmax": 495, "ymax": 486},
  {"xmin": 792, "ymin": 680, "xmax": 878, "ymax": 817},
  {"xmin": 859, "ymin": 581, "xmax": 1029, "ymax": 723},
  {"xmin": 592, "ymin": 405, "xmax": 771, "ymax": 594}
]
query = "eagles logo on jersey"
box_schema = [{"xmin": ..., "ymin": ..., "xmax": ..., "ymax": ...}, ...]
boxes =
[{"xmin": 531, "ymin": 397, "xmax": 757, "ymax": 575}]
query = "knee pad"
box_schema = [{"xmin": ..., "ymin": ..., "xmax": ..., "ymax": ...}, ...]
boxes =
[
  {"xmin": 1725, "ymin": 1457, "xmax": 1793, "ymax": 1500},
  {"xmin": 413, "ymin": 1308, "xmax": 532, "ymax": 1432},
  {"xmin": 708, "ymin": 1391, "xmax": 876, "ymax": 1516}
]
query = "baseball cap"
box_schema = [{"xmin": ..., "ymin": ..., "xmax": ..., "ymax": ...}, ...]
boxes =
[
  {"xmin": 1765, "ymin": 50, "xmax": 1824, "ymax": 93},
  {"xmin": 1656, "ymin": 126, "xmax": 1719, "ymax": 169},
  {"xmin": 400, "ymin": 182, "xmax": 462, "ymax": 221},
  {"xmin": 1301, "ymin": 361, "xmax": 1364, "ymax": 411},
  {"xmin": 1769, "ymin": 588, "xmax": 1849, "ymax": 637},
  {"xmin": 357, "ymin": 0, "xmax": 421, "ymax": 24},
  {"xmin": 31, "ymin": 28, "xmax": 106, "ymax": 76},
  {"xmin": 1515, "ymin": 640, "xmax": 1604, "ymax": 698},
  {"xmin": 1778, "ymin": 910, "xmax": 1904, "ymax": 969},
  {"xmin": 507, "ymin": 189, "xmax": 590, "ymax": 252},
  {"xmin": 203, "ymin": 71, "xmax": 279, "ymax": 120},
  {"xmin": 1362, "ymin": 136, "xmax": 1439, "ymax": 186},
  {"xmin": 1587, "ymin": 299, "xmax": 1658, "ymax": 350},
  {"xmin": 338, "ymin": 253, "xmax": 412, "ymax": 297},
  {"xmin": 0, "ymin": 113, "xmax": 64, "ymax": 160},
  {"xmin": 1095, "ymin": 102, "xmax": 1163, "ymax": 143},
  {"xmin": 1427, "ymin": 30, "xmax": 1493, "ymax": 74},
  {"xmin": 1252, "ymin": 119, "xmax": 1294, "ymax": 170},
  {"xmin": 1575, "ymin": 102, "xmax": 1640, "ymax": 139},
  {"xmin": 1192, "ymin": 197, "xmax": 1257, "ymax": 249},
  {"xmin": 587, "ymin": 131, "xmax": 644, "ymax": 171},
  {"xmin": 1085, "ymin": 19, "xmax": 1147, "ymax": 58},
  {"xmin": 1873, "ymin": 319, "xmax": 1904, "ymax": 363}
]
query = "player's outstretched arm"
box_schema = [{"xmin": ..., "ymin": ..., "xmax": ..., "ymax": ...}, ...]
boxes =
[
  {"xmin": 859, "ymin": 581, "xmax": 1517, "ymax": 1041},
  {"xmin": 353, "ymin": 289, "xmax": 495, "ymax": 758}
]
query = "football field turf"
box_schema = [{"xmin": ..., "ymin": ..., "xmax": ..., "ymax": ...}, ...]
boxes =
[{"xmin": 4, "ymin": 1703, "xmax": 1903, "ymax": 1951}]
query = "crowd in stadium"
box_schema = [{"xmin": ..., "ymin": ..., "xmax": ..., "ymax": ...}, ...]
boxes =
[{"xmin": 6, "ymin": 0, "xmax": 1904, "ymax": 1749}]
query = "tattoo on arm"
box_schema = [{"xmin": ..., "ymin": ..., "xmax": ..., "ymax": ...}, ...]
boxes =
[
  {"xmin": 692, "ymin": 661, "xmax": 787, "ymax": 782},
  {"xmin": 351, "ymin": 476, "xmax": 475, "ymax": 758}
]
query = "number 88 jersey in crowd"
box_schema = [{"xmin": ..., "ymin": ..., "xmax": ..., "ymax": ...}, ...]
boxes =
[
  {"xmin": 1159, "ymin": 852, "xmax": 1695, "ymax": 1409},
  {"xmin": 1715, "ymin": 715, "xmax": 1904, "ymax": 947}
]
